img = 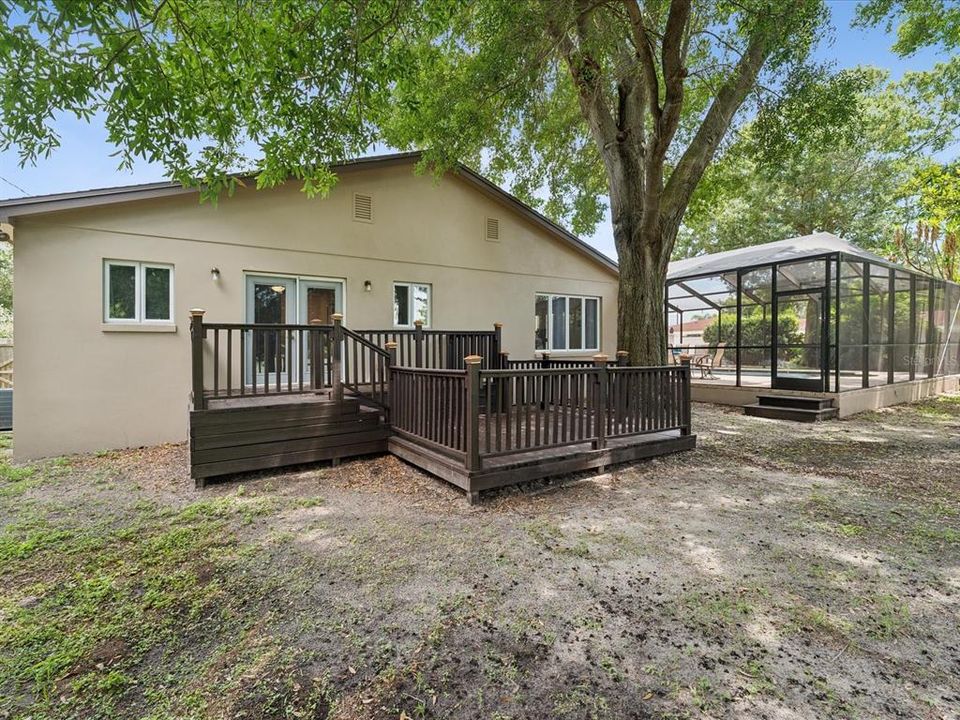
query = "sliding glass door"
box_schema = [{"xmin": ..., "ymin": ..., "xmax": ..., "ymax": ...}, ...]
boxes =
[{"xmin": 244, "ymin": 275, "xmax": 344, "ymax": 386}]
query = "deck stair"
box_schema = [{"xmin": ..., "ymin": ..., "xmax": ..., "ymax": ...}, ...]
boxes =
[{"xmin": 744, "ymin": 394, "xmax": 837, "ymax": 422}]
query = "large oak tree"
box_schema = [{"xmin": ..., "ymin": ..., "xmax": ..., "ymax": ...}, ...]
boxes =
[{"xmin": 2, "ymin": 0, "xmax": 839, "ymax": 362}]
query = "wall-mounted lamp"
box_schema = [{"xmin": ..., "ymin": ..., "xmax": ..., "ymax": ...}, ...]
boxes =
[
  {"xmin": 210, "ymin": 267, "xmax": 220, "ymax": 281},
  {"xmin": 363, "ymin": 280, "xmax": 373, "ymax": 292}
]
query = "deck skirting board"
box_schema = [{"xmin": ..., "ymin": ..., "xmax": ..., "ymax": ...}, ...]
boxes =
[
  {"xmin": 191, "ymin": 397, "xmax": 698, "ymax": 499},
  {"xmin": 389, "ymin": 432, "xmax": 697, "ymax": 494},
  {"xmin": 190, "ymin": 398, "xmax": 388, "ymax": 483}
]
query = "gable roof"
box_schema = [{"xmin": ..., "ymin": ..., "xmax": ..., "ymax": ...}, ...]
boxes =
[
  {"xmin": 668, "ymin": 231, "xmax": 903, "ymax": 280},
  {"xmin": 0, "ymin": 151, "xmax": 618, "ymax": 275},
  {"xmin": 669, "ymin": 316, "xmax": 713, "ymax": 333}
]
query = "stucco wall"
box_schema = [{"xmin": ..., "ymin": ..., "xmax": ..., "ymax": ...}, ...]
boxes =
[{"xmin": 12, "ymin": 161, "xmax": 618, "ymax": 459}]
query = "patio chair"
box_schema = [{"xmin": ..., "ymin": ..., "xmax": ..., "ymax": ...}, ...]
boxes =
[{"xmin": 694, "ymin": 342, "xmax": 726, "ymax": 379}]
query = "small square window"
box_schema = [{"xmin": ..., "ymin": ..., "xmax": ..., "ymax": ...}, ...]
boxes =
[
  {"xmin": 393, "ymin": 282, "xmax": 431, "ymax": 327},
  {"xmin": 104, "ymin": 260, "xmax": 174, "ymax": 323}
]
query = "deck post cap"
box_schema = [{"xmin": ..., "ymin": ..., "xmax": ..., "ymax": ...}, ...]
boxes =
[
  {"xmin": 616, "ymin": 350, "xmax": 629, "ymax": 357},
  {"xmin": 309, "ymin": 318, "xmax": 324, "ymax": 325},
  {"xmin": 414, "ymin": 319, "xmax": 424, "ymax": 327},
  {"xmin": 493, "ymin": 322, "xmax": 503, "ymax": 329},
  {"xmin": 499, "ymin": 350, "xmax": 509, "ymax": 356},
  {"xmin": 464, "ymin": 354, "xmax": 483, "ymax": 365},
  {"xmin": 189, "ymin": 308, "xmax": 206, "ymax": 317},
  {"xmin": 331, "ymin": 313, "xmax": 343, "ymax": 321},
  {"xmin": 592, "ymin": 354, "xmax": 609, "ymax": 364},
  {"xmin": 385, "ymin": 341, "xmax": 398, "ymax": 349}
]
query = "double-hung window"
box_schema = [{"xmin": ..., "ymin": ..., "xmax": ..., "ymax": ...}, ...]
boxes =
[
  {"xmin": 393, "ymin": 282, "xmax": 431, "ymax": 327},
  {"xmin": 535, "ymin": 293, "xmax": 599, "ymax": 352},
  {"xmin": 103, "ymin": 260, "xmax": 174, "ymax": 323}
]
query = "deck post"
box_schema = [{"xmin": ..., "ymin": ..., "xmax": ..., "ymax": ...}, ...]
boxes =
[
  {"xmin": 414, "ymin": 320, "xmax": 424, "ymax": 368},
  {"xmin": 309, "ymin": 318, "xmax": 324, "ymax": 390},
  {"xmin": 540, "ymin": 351, "xmax": 551, "ymax": 369},
  {"xmin": 498, "ymin": 350, "xmax": 509, "ymax": 370},
  {"xmin": 680, "ymin": 357, "xmax": 692, "ymax": 436},
  {"xmin": 385, "ymin": 341, "xmax": 398, "ymax": 423},
  {"xmin": 493, "ymin": 322, "xmax": 503, "ymax": 363},
  {"xmin": 592, "ymin": 354, "xmax": 608, "ymax": 451},
  {"xmin": 190, "ymin": 309, "xmax": 206, "ymax": 411},
  {"xmin": 616, "ymin": 350, "xmax": 629, "ymax": 367},
  {"xmin": 464, "ymin": 355, "xmax": 482, "ymax": 474},
  {"xmin": 331, "ymin": 313, "xmax": 344, "ymax": 404}
]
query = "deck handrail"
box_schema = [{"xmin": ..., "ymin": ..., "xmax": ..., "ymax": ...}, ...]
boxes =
[
  {"xmin": 355, "ymin": 322, "xmax": 502, "ymax": 369},
  {"xmin": 387, "ymin": 355, "xmax": 692, "ymax": 472}
]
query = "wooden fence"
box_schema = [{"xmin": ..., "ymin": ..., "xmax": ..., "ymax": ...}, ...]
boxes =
[{"xmin": 0, "ymin": 340, "xmax": 11, "ymax": 388}]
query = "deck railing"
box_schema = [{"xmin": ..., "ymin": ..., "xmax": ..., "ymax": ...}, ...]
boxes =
[
  {"xmin": 389, "ymin": 367, "xmax": 468, "ymax": 458},
  {"xmin": 389, "ymin": 355, "xmax": 691, "ymax": 472},
  {"xmin": 356, "ymin": 322, "xmax": 501, "ymax": 369},
  {"xmin": 190, "ymin": 311, "xmax": 391, "ymax": 410}
]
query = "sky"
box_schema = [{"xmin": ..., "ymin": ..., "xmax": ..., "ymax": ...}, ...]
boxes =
[{"xmin": 0, "ymin": 1, "xmax": 953, "ymax": 260}]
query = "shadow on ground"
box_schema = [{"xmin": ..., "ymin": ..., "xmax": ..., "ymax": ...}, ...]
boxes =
[{"xmin": 1, "ymin": 395, "xmax": 958, "ymax": 719}]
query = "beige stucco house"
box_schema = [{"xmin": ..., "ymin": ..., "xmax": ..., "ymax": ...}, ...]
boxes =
[{"xmin": 0, "ymin": 153, "xmax": 619, "ymax": 460}]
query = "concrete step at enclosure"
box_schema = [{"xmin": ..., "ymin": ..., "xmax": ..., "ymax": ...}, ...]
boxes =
[{"xmin": 743, "ymin": 394, "xmax": 838, "ymax": 422}]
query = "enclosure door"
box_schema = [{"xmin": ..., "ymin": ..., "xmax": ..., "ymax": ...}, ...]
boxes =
[{"xmin": 772, "ymin": 288, "xmax": 827, "ymax": 392}]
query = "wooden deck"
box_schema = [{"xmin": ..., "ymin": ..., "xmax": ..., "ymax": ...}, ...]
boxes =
[{"xmin": 188, "ymin": 314, "xmax": 697, "ymax": 501}]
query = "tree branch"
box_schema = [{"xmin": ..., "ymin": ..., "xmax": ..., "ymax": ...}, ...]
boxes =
[
  {"xmin": 546, "ymin": 13, "xmax": 618, "ymax": 161},
  {"xmin": 624, "ymin": 1, "xmax": 662, "ymax": 123},
  {"xmin": 661, "ymin": 23, "xmax": 771, "ymax": 241}
]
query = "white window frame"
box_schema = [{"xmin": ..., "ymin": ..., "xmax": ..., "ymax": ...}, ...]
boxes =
[
  {"xmin": 103, "ymin": 260, "xmax": 175, "ymax": 324},
  {"xmin": 535, "ymin": 293, "xmax": 600, "ymax": 353},
  {"xmin": 393, "ymin": 281, "xmax": 432, "ymax": 328}
]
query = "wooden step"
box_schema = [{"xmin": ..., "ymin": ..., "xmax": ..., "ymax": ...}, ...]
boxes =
[
  {"xmin": 755, "ymin": 394, "xmax": 835, "ymax": 411},
  {"xmin": 744, "ymin": 403, "xmax": 838, "ymax": 422},
  {"xmin": 191, "ymin": 397, "xmax": 388, "ymax": 483}
]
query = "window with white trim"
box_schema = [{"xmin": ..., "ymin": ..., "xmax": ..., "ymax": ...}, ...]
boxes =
[
  {"xmin": 103, "ymin": 260, "xmax": 174, "ymax": 323},
  {"xmin": 393, "ymin": 282, "xmax": 431, "ymax": 327},
  {"xmin": 535, "ymin": 293, "xmax": 599, "ymax": 352}
]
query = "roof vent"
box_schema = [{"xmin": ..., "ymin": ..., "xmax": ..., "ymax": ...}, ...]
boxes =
[
  {"xmin": 485, "ymin": 217, "xmax": 500, "ymax": 241},
  {"xmin": 353, "ymin": 193, "xmax": 373, "ymax": 223}
]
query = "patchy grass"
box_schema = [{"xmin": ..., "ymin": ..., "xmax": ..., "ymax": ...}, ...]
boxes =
[{"xmin": 1, "ymin": 395, "xmax": 959, "ymax": 718}]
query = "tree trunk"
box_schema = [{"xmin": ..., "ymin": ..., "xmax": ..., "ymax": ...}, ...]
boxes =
[{"xmin": 613, "ymin": 207, "xmax": 673, "ymax": 366}]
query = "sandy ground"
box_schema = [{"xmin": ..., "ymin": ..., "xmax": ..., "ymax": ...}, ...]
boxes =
[{"xmin": 1, "ymin": 396, "xmax": 959, "ymax": 719}]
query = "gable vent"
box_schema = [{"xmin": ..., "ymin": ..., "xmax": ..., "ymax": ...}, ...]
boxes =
[
  {"xmin": 353, "ymin": 193, "xmax": 373, "ymax": 223},
  {"xmin": 485, "ymin": 217, "xmax": 500, "ymax": 241}
]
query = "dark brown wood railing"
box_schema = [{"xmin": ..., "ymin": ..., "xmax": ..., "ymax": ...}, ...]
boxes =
[
  {"xmin": 605, "ymin": 366, "xmax": 691, "ymax": 439},
  {"xmin": 356, "ymin": 322, "xmax": 501, "ymax": 369},
  {"xmin": 389, "ymin": 367, "xmax": 468, "ymax": 458},
  {"xmin": 385, "ymin": 355, "xmax": 692, "ymax": 472},
  {"xmin": 478, "ymin": 367, "xmax": 597, "ymax": 458},
  {"xmin": 190, "ymin": 312, "xmax": 335, "ymax": 406},
  {"xmin": 190, "ymin": 311, "xmax": 389, "ymax": 411},
  {"xmin": 341, "ymin": 326, "xmax": 390, "ymax": 409}
]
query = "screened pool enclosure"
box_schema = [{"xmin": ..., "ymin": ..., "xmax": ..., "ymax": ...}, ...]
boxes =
[{"xmin": 666, "ymin": 233, "xmax": 960, "ymax": 393}]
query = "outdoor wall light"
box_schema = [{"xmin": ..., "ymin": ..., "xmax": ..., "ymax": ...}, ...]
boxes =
[
  {"xmin": 364, "ymin": 280, "xmax": 373, "ymax": 292},
  {"xmin": 210, "ymin": 267, "xmax": 220, "ymax": 281}
]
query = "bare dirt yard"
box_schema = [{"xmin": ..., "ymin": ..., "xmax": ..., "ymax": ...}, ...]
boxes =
[{"xmin": 1, "ymin": 395, "xmax": 959, "ymax": 720}]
